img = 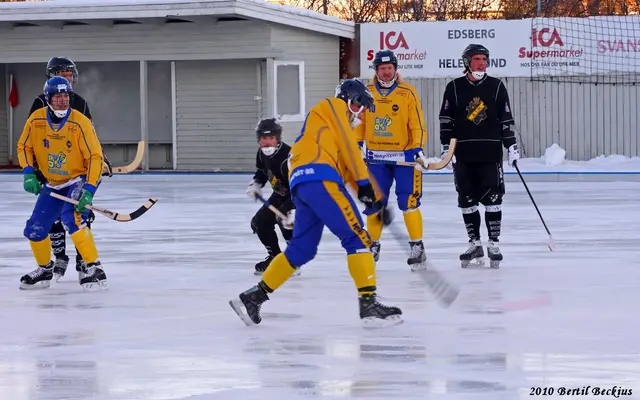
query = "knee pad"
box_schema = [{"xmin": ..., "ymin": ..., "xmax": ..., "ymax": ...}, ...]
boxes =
[
  {"xmin": 24, "ymin": 219, "xmax": 50, "ymax": 241},
  {"xmin": 250, "ymin": 214, "xmax": 259, "ymax": 234},
  {"xmin": 61, "ymin": 212, "xmax": 83, "ymax": 235},
  {"xmin": 480, "ymin": 190, "xmax": 503, "ymax": 207},
  {"xmin": 340, "ymin": 229, "xmax": 372, "ymax": 254},
  {"xmin": 458, "ymin": 194, "xmax": 478, "ymax": 209},
  {"xmin": 284, "ymin": 242, "xmax": 317, "ymax": 268}
]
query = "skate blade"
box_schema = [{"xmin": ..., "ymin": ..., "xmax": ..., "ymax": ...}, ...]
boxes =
[
  {"xmin": 362, "ymin": 315, "xmax": 404, "ymax": 329},
  {"xmin": 410, "ymin": 261, "xmax": 427, "ymax": 271},
  {"xmin": 461, "ymin": 258, "xmax": 485, "ymax": 268},
  {"xmin": 489, "ymin": 260, "xmax": 501, "ymax": 269},
  {"xmin": 253, "ymin": 270, "xmax": 263, "ymax": 276},
  {"xmin": 229, "ymin": 298, "xmax": 256, "ymax": 326},
  {"xmin": 81, "ymin": 281, "xmax": 108, "ymax": 292},
  {"xmin": 54, "ymin": 273, "xmax": 65, "ymax": 282},
  {"xmin": 19, "ymin": 281, "xmax": 51, "ymax": 290}
]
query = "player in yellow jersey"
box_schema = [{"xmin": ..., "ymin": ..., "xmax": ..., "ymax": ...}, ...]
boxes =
[
  {"xmin": 17, "ymin": 76, "xmax": 107, "ymax": 291},
  {"xmin": 355, "ymin": 50, "xmax": 429, "ymax": 271},
  {"xmin": 230, "ymin": 79, "xmax": 403, "ymax": 327}
]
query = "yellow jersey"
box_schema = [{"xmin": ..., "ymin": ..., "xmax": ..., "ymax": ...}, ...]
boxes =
[
  {"xmin": 17, "ymin": 108, "xmax": 104, "ymax": 192},
  {"xmin": 288, "ymin": 98, "xmax": 370, "ymax": 191},
  {"xmin": 355, "ymin": 76, "xmax": 427, "ymax": 162}
]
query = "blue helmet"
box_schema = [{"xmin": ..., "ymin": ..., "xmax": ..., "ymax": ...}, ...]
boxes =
[
  {"xmin": 335, "ymin": 79, "xmax": 374, "ymax": 112},
  {"xmin": 44, "ymin": 76, "xmax": 73, "ymax": 105}
]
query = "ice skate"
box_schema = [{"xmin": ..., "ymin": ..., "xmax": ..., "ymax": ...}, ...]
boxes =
[
  {"xmin": 76, "ymin": 259, "xmax": 87, "ymax": 283},
  {"xmin": 408, "ymin": 240, "xmax": 427, "ymax": 271},
  {"xmin": 460, "ymin": 240, "xmax": 485, "ymax": 268},
  {"xmin": 79, "ymin": 262, "xmax": 108, "ymax": 291},
  {"xmin": 359, "ymin": 293, "xmax": 403, "ymax": 328},
  {"xmin": 487, "ymin": 240, "xmax": 503, "ymax": 268},
  {"xmin": 254, "ymin": 255, "xmax": 273, "ymax": 275},
  {"xmin": 229, "ymin": 285, "xmax": 269, "ymax": 326},
  {"xmin": 52, "ymin": 256, "xmax": 69, "ymax": 282},
  {"xmin": 20, "ymin": 262, "xmax": 54, "ymax": 290},
  {"xmin": 371, "ymin": 241, "xmax": 381, "ymax": 262}
]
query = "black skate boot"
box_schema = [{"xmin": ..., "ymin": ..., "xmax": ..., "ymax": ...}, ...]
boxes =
[
  {"xmin": 76, "ymin": 259, "xmax": 88, "ymax": 283},
  {"xmin": 371, "ymin": 241, "xmax": 381, "ymax": 262},
  {"xmin": 79, "ymin": 262, "xmax": 108, "ymax": 291},
  {"xmin": 20, "ymin": 262, "xmax": 54, "ymax": 290},
  {"xmin": 487, "ymin": 240, "xmax": 503, "ymax": 268},
  {"xmin": 408, "ymin": 240, "xmax": 427, "ymax": 271},
  {"xmin": 52, "ymin": 256, "xmax": 69, "ymax": 282},
  {"xmin": 254, "ymin": 255, "xmax": 273, "ymax": 275},
  {"xmin": 229, "ymin": 285, "xmax": 270, "ymax": 326},
  {"xmin": 359, "ymin": 294, "xmax": 403, "ymax": 327},
  {"xmin": 460, "ymin": 240, "xmax": 484, "ymax": 268}
]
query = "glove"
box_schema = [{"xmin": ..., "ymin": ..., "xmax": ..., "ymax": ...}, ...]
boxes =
[
  {"xmin": 508, "ymin": 143, "xmax": 520, "ymax": 167},
  {"xmin": 280, "ymin": 209, "xmax": 295, "ymax": 230},
  {"xmin": 102, "ymin": 157, "xmax": 113, "ymax": 177},
  {"xmin": 245, "ymin": 180, "xmax": 263, "ymax": 201},
  {"xmin": 23, "ymin": 172, "xmax": 41, "ymax": 195},
  {"xmin": 357, "ymin": 182, "xmax": 383, "ymax": 212},
  {"xmin": 413, "ymin": 150, "xmax": 430, "ymax": 171},
  {"xmin": 440, "ymin": 145, "xmax": 454, "ymax": 169},
  {"xmin": 75, "ymin": 189, "xmax": 94, "ymax": 213}
]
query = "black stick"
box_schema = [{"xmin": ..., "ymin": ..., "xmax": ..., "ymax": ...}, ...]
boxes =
[{"xmin": 513, "ymin": 161, "xmax": 555, "ymax": 251}]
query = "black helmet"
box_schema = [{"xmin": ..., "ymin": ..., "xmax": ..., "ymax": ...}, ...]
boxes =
[
  {"xmin": 46, "ymin": 57, "xmax": 78, "ymax": 83},
  {"xmin": 255, "ymin": 117, "xmax": 282, "ymax": 141},
  {"xmin": 335, "ymin": 79, "xmax": 374, "ymax": 111},
  {"xmin": 372, "ymin": 50, "xmax": 398, "ymax": 70},
  {"xmin": 462, "ymin": 44, "xmax": 490, "ymax": 73}
]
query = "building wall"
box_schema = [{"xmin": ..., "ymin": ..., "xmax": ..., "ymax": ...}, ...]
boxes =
[
  {"xmin": 269, "ymin": 25, "xmax": 340, "ymax": 144},
  {"xmin": 401, "ymin": 76, "xmax": 640, "ymax": 161}
]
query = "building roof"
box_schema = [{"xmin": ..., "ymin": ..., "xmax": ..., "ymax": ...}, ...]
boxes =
[{"xmin": 0, "ymin": 0, "xmax": 355, "ymax": 38}]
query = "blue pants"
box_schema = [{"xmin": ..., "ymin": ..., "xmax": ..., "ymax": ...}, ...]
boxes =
[
  {"xmin": 367, "ymin": 164, "xmax": 422, "ymax": 211},
  {"xmin": 24, "ymin": 179, "xmax": 95, "ymax": 242},
  {"xmin": 284, "ymin": 181, "xmax": 372, "ymax": 268}
]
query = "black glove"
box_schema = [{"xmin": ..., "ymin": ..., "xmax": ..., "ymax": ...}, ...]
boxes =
[
  {"xmin": 357, "ymin": 182, "xmax": 377, "ymax": 209},
  {"xmin": 102, "ymin": 155, "xmax": 113, "ymax": 177}
]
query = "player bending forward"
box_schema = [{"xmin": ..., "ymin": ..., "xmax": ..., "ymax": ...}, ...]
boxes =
[
  {"xmin": 29, "ymin": 56, "xmax": 112, "ymax": 282},
  {"xmin": 230, "ymin": 79, "xmax": 402, "ymax": 327},
  {"xmin": 355, "ymin": 50, "xmax": 428, "ymax": 271},
  {"xmin": 438, "ymin": 44, "xmax": 520, "ymax": 268},
  {"xmin": 245, "ymin": 117, "xmax": 295, "ymax": 275},
  {"xmin": 17, "ymin": 76, "xmax": 107, "ymax": 291}
]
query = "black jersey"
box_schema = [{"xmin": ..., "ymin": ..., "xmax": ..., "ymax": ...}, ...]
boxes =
[
  {"xmin": 439, "ymin": 75, "xmax": 516, "ymax": 163},
  {"xmin": 29, "ymin": 93, "xmax": 92, "ymax": 120},
  {"xmin": 253, "ymin": 142, "xmax": 294, "ymax": 212}
]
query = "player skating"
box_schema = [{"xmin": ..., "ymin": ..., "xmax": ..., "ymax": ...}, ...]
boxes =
[
  {"xmin": 245, "ymin": 117, "xmax": 295, "ymax": 275},
  {"xmin": 17, "ymin": 76, "xmax": 107, "ymax": 291},
  {"xmin": 355, "ymin": 50, "xmax": 429, "ymax": 271},
  {"xmin": 230, "ymin": 79, "xmax": 402, "ymax": 327},
  {"xmin": 438, "ymin": 44, "xmax": 520, "ymax": 268},
  {"xmin": 29, "ymin": 56, "xmax": 112, "ymax": 282}
]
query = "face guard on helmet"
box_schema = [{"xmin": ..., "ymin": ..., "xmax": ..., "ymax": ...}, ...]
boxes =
[
  {"xmin": 44, "ymin": 76, "xmax": 73, "ymax": 118},
  {"xmin": 255, "ymin": 117, "xmax": 283, "ymax": 156},
  {"xmin": 462, "ymin": 44, "xmax": 490, "ymax": 80},
  {"xmin": 46, "ymin": 57, "xmax": 79, "ymax": 85},
  {"xmin": 373, "ymin": 50, "xmax": 399, "ymax": 88},
  {"xmin": 335, "ymin": 78, "xmax": 375, "ymax": 127}
]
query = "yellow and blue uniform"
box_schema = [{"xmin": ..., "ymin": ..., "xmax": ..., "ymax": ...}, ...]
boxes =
[
  {"xmin": 259, "ymin": 97, "xmax": 378, "ymax": 297},
  {"xmin": 355, "ymin": 76, "xmax": 427, "ymax": 242},
  {"xmin": 17, "ymin": 107, "xmax": 103, "ymax": 266}
]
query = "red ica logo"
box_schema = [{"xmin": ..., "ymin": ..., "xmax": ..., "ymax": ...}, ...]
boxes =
[
  {"xmin": 379, "ymin": 31, "xmax": 409, "ymax": 50},
  {"xmin": 531, "ymin": 28, "xmax": 564, "ymax": 47}
]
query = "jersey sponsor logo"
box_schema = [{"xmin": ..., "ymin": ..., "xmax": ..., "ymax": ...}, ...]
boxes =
[
  {"xmin": 466, "ymin": 97, "xmax": 487, "ymax": 125},
  {"xmin": 43, "ymin": 139, "xmax": 50, "ymax": 148},
  {"xmin": 392, "ymin": 104, "xmax": 399, "ymax": 113},
  {"xmin": 373, "ymin": 116, "xmax": 393, "ymax": 136},
  {"xmin": 47, "ymin": 152, "xmax": 69, "ymax": 176}
]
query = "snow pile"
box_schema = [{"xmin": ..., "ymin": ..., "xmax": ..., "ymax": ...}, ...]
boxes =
[{"xmin": 543, "ymin": 143, "xmax": 566, "ymax": 166}]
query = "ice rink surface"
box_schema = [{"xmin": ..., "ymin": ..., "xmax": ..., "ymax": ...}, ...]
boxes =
[{"xmin": 0, "ymin": 173, "xmax": 639, "ymax": 400}]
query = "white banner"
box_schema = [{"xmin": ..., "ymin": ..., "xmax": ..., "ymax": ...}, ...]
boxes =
[{"xmin": 359, "ymin": 16, "xmax": 640, "ymax": 78}]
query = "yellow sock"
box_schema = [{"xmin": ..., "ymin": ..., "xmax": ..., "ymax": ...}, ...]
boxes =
[
  {"xmin": 403, "ymin": 209, "xmax": 423, "ymax": 241},
  {"xmin": 347, "ymin": 252, "xmax": 376, "ymax": 296},
  {"xmin": 70, "ymin": 228, "xmax": 99, "ymax": 264},
  {"xmin": 366, "ymin": 214, "xmax": 383, "ymax": 242},
  {"xmin": 30, "ymin": 236, "xmax": 51, "ymax": 266},
  {"xmin": 261, "ymin": 253, "xmax": 297, "ymax": 292}
]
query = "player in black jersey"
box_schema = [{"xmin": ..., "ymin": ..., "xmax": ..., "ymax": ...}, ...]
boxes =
[
  {"xmin": 29, "ymin": 57, "xmax": 113, "ymax": 282},
  {"xmin": 245, "ymin": 118, "xmax": 295, "ymax": 275},
  {"xmin": 438, "ymin": 44, "xmax": 520, "ymax": 268}
]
